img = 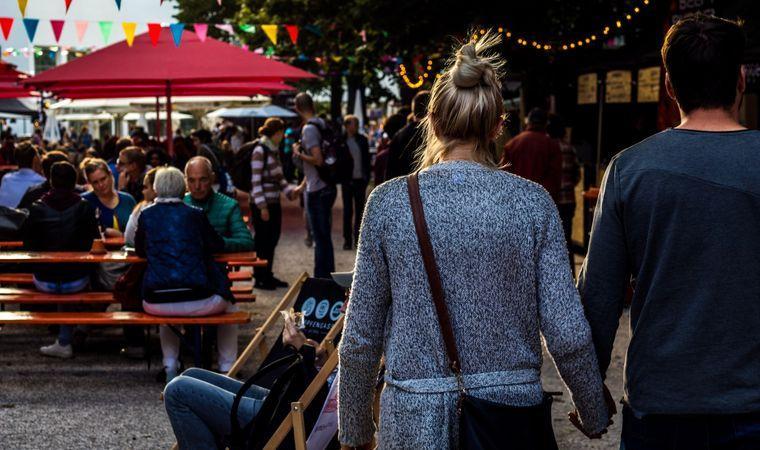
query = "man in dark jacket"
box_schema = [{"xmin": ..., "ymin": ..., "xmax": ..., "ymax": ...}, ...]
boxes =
[
  {"xmin": 386, "ymin": 91, "xmax": 430, "ymax": 179},
  {"xmin": 18, "ymin": 150, "xmax": 70, "ymax": 209},
  {"xmin": 341, "ymin": 115, "xmax": 371, "ymax": 250},
  {"xmin": 24, "ymin": 161, "xmax": 100, "ymax": 359},
  {"xmin": 579, "ymin": 15, "xmax": 760, "ymax": 449},
  {"xmin": 500, "ymin": 108, "xmax": 562, "ymax": 202}
]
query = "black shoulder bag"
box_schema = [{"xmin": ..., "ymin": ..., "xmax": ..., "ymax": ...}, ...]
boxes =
[
  {"xmin": 407, "ymin": 173, "xmax": 558, "ymax": 450},
  {"xmin": 229, "ymin": 352, "xmax": 311, "ymax": 450}
]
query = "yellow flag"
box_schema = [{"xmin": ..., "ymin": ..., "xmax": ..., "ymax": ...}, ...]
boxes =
[
  {"xmin": 261, "ymin": 24, "xmax": 278, "ymax": 45},
  {"xmin": 18, "ymin": 0, "xmax": 28, "ymax": 16},
  {"xmin": 122, "ymin": 22, "xmax": 137, "ymax": 47}
]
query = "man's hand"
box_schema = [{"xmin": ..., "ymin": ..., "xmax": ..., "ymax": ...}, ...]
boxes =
[
  {"xmin": 117, "ymin": 171, "xmax": 130, "ymax": 190},
  {"xmin": 261, "ymin": 208, "xmax": 270, "ymax": 222}
]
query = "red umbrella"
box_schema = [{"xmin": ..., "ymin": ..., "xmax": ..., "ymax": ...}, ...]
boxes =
[
  {"xmin": 0, "ymin": 61, "xmax": 34, "ymax": 99},
  {"xmin": 25, "ymin": 30, "xmax": 316, "ymax": 152},
  {"xmin": 51, "ymin": 81, "xmax": 295, "ymax": 99}
]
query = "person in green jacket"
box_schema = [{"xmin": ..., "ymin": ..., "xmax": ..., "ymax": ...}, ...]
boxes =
[{"xmin": 183, "ymin": 156, "xmax": 253, "ymax": 252}]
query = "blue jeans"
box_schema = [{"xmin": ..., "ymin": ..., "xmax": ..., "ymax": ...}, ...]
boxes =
[
  {"xmin": 33, "ymin": 276, "xmax": 89, "ymax": 346},
  {"xmin": 622, "ymin": 405, "xmax": 760, "ymax": 450},
  {"xmin": 164, "ymin": 368, "xmax": 269, "ymax": 450},
  {"xmin": 307, "ymin": 185, "xmax": 337, "ymax": 278}
]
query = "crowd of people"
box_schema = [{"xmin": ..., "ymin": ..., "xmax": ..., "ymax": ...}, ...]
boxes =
[{"xmin": 1, "ymin": 12, "xmax": 757, "ymax": 450}]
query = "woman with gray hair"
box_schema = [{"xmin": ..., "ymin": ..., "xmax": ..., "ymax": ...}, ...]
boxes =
[
  {"xmin": 338, "ymin": 31, "xmax": 612, "ymax": 449},
  {"xmin": 134, "ymin": 166, "xmax": 237, "ymax": 382}
]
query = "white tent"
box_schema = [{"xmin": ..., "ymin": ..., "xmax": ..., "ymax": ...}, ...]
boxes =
[
  {"xmin": 56, "ymin": 113, "xmax": 115, "ymax": 121},
  {"xmin": 207, "ymin": 105, "xmax": 297, "ymax": 119},
  {"xmin": 123, "ymin": 111, "xmax": 194, "ymax": 121}
]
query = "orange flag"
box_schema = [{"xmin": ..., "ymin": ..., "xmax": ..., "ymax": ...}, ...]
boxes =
[{"xmin": 18, "ymin": 0, "xmax": 28, "ymax": 16}]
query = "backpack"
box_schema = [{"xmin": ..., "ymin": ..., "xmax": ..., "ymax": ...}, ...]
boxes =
[
  {"xmin": 230, "ymin": 140, "xmax": 267, "ymax": 193},
  {"xmin": 306, "ymin": 119, "xmax": 352, "ymax": 185},
  {"xmin": 229, "ymin": 351, "xmax": 325, "ymax": 450}
]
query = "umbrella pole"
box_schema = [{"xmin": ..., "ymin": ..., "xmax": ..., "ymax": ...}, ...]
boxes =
[
  {"xmin": 166, "ymin": 81, "xmax": 173, "ymax": 156},
  {"xmin": 155, "ymin": 96, "xmax": 162, "ymax": 142}
]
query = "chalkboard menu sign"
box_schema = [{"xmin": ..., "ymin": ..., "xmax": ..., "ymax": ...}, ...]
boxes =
[
  {"xmin": 577, "ymin": 73, "xmax": 598, "ymax": 105},
  {"xmin": 637, "ymin": 67, "xmax": 661, "ymax": 103},
  {"xmin": 605, "ymin": 70, "xmax": 632, "ymax": 104}
]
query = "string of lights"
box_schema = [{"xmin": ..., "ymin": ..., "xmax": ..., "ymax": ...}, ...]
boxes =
[{"xmin": 399, "ymin": 0, "xmax": 651, "ymax": 88}]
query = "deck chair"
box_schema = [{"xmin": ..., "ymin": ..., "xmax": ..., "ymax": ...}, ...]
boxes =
[
  {"xmin": 262, "ymin": 315, "xmax": 344, "ymax": 450},
  {"xmin": 227, "ymin": 273, "xmax": 347, "ymax": 384},
  {"xmin": 169, "ymin": 274, "xmax": 346, "ymax": 450}
]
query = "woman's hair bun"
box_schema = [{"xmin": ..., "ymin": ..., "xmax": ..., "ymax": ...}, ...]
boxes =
[
  {"xmin": 452, "ymin": 43, "xmax": 488, "ymax": 88},
  {"xmin": 449, "ymin": 32, "xmax": 505, "ymax": 89}
]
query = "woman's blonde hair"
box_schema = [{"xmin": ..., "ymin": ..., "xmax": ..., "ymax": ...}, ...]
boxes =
[{"xmin": 417, "ymin": 30, "xmax": 506, "ymax": 170}]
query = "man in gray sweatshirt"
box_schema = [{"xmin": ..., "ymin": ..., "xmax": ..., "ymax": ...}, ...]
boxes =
[{"xmin": 579, "ymin": 14, "xmax": 760, "ymax": 449}]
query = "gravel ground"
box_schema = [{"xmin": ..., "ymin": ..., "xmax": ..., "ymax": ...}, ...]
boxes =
[{"xmin": 0, "ymin": 190, "xmax": 628, "ymax": 449}]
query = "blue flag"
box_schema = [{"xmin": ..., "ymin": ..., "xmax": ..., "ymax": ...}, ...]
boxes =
[
  {"xmin": 114, "ymin": 0, "xmax": 122, "ymax": 10},
  {"xmin": 22, "ymin": 18, "xmax": 38, "ymax": 42},
  {"xmin": 170, "ymin": 23, "xmax": 185, "ymax": 47}
]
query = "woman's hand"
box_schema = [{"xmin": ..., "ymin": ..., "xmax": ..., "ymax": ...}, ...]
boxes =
[
  {"xmin": 104, "ymin": 228, "xmax": 123, "ymax": 238},
  {"xmin": 568, "ymin": 384, "xmax": 616, "ymax": 439},
  {"xmin": 282, "ymin": 317, "xmax": 307, "ymax": 350},
  {"xmin": 340, "ymin": 440, "xmax": 375, "ymax": 450},
  {"xmin": 260, "ymin": 208, "xmax": 270, "ymax": 222}
]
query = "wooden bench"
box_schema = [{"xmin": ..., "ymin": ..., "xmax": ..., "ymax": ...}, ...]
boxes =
[
  {"xmin": 0, "ymin": 273, "xmax": 254, "ymax": 285},
  {"xmin": 0, "ymin": 288, "xmax": 255, "ymax": 304},
  {"xmin": 0, "ymin": 311, "xmax": 250, "ymax": 325}
]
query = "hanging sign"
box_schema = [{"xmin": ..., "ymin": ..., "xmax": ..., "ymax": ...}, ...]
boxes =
[
  {"xmin": 605, "ymin": 70, "xmax": 632, "ymax": 104},
  {"xmin": 577, "ymin": 73, "xmax": 597, "ymax": 105},
  {"xmin": 637, "ymin": 66, "xmax": 660, "ymax": 103}
]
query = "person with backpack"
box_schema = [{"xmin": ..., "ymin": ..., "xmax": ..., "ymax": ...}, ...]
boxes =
[
  {"xmin": 163, "ymin": 313, "xmax": 326, "ymax": 449},
  {"xmin": 292, "ymin": 93, "xmax": 338, "ymax": 279},
  {"xmin": 247, "ymin": 118, "xmax": 303, "ymax": 290}
]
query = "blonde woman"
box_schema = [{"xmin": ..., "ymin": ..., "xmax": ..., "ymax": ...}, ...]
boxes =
[{"xmin": 338, "ymin": 32, "xmax": 612, "ymax": 449}]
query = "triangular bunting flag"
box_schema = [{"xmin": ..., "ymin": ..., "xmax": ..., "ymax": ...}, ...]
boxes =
[
  {"xmin": 285, "ymin": 25, "xmax": 299, "ymax": 45},
  {"xmin": 147, "ymin": 23, "xmax": 162, "ymax": 46},
  {"xmin": 193, "ymin": 23, "xmax": 207, "ymax": 42},
  {"xmin": 18, "ymin": 0, "xmax": 28, "ymax": 17},
  {"xmin": 114, "ymin": 0, "xmax": 121, "ymax": 10},
  {"xmin": 50, "ymin": 20, "xmax": 65, "ymax": 43},
  {"xmin": 0, "ymin": 18, "xmax": 14, "ymax": 41},
  {"xmin": 169, "ymin": 23, "xmax": 184, "ymax": 47},
  {"xmin": 217, "ymin": 0, "xmax": 221, "ymax": 5},
  {"xmin": 261, "ymin": 24, "xmax": 278, "ymax": 45},
  {"xmin": 99, "ymin": 21, "xmax": 112, "ymax": 44},
  {"xmin": 239, "ymin": 24, "xmax": 255, "ymax": 34},
  {"xmin": 22, "ymin": 18, "xmax": 38, "ymax": 42},
  {"xmin": 331, "ymin": 55, "xmax": 343, "ymax": 63},
  {"xmin": 215, "ymin": 24, "xmax": 234, "ymax": 35},
  {"xmin": 64, "ymin": 0, "xmax": 73, "ymax": 12},
  {"xmin": 122, "ymin": 22, "xmax": 136, "ymax": 46},
  {"xmin": 74, "ymin": 20, "xmax": 88, "ymax": 43}
]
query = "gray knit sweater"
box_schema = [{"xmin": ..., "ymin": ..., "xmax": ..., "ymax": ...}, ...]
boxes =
[{"xmin": 337, "ymin": 160, "xmax": 609, "ymax": 448}]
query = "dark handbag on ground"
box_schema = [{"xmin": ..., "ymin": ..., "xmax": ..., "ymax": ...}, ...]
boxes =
[
  {"xmin": 229, "ymin": 351, "xmax": 317, "ymax": 450},
  {"xmin": 407, "ymin": 173, "xmax": 558, "ymax": 450},
  {"xmin": 0, "ymin": 205, "xmax": 28, "ymax": 240},
  {"xmin": 113, "ymin": 261, "xmax": 146, "ymax": 311}
]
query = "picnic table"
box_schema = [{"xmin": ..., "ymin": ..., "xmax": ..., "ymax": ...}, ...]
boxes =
[
  {"xmin": 0, "ymin": 237, "xmax": 126, "ymax": 250},
  {"xmin": 0, "ymin": 249, "xmax": 266, "ymax": 368},
  {"xmin": 0, "ymin": 250, "xmax": 266, "ymax": 265}
]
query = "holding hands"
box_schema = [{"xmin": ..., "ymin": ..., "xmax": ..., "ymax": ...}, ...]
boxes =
[{"xmin": 568, "ymin": 384, "xmax": 617, "ymax": 439}]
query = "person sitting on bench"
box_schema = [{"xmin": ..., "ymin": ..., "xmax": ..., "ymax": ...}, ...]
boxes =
[
  {"xmin": 135, "ymin": 166, "xmax": 236, "ymax": 381},
  {"xmin": 163, "ymin": 314, "xmax": 324, "ymax": 449},
  {"xmin": 23, "ymin": 161, "xmax": 100, "ymax": 359}
]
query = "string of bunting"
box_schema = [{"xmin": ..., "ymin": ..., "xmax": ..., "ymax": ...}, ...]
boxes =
[{"xmin": 0, "ymin": 17, "xmax": 301, "ymax": 48}]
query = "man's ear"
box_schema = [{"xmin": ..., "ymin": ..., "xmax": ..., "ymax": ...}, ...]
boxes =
[{"xmin": 664, "ymin": 72, "xmax": 677, "ymax": 101}]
